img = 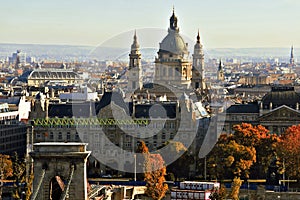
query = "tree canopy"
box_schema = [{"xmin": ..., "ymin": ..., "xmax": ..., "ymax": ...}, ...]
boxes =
[
  {"xmin": 276, "ymin": 125, "xmax": 300, "ymax": 180},
  {"xmin": 137, "ymin": 141, "xmax": 168, "ymax": 200}
]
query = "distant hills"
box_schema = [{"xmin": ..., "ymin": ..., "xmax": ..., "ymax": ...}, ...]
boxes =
[{"xmin": 0, "ymin": 43, "xmax": 297, "ymax": 62}]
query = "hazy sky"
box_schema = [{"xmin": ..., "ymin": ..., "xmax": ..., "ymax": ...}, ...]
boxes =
[{"xmin": 1, "ymin": 0, "xmax": 300, "ymax": 48}]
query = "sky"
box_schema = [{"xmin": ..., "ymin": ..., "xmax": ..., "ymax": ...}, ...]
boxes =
[{"xmin": 0, "ymin": 0, "xmax": 300, "ymax": 48}]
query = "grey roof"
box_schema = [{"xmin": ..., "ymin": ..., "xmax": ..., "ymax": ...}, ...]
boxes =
[
  {"xmin": 48, "ymin": 91, "xmax": 131, "ymax": 118},
  {"xmin": 262, "ymin": 86, "xmax": 300, "ymax": 109},
  {"xmin": 23, "ymin": 70, "xmax": 79, "ymax": 80},
  {"xmin": 134, "ymin": 103, "xmax": 177, "ymax": 118},
  {"xmin": 226, "ymin": 103, "xmax": 259, "ymax": 114}
]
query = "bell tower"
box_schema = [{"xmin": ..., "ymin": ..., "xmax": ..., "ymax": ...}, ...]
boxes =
[
  {"xmin": 192, "ymin": 31, "xmax": 205, "ymax": 92},
  {"xmin": 128, "ymin": 31, "xmax": 142, "ymax": 92},
  {"xmin": 290, "ymin": 45, "xmax": 295, "ymax": 66},
  {"xmin": 217, "ymin": 59, "xmax": 225, "ymax": 81}
]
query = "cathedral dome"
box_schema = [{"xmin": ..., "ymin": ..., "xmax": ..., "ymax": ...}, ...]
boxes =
[
  {"xmin": 159, "ymin": 30, "xmax": 188, "ymax": 55},
  {"xmin": 158, "ymin": 8, "xmax": 188, "ymax": 56}
]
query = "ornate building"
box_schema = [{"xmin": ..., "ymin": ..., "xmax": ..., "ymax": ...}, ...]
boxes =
[
  {"xmin": 21, "ymin": 69, "xmax": 81, "ymax": 87},
  {"xmin": 192, "ymin": 31, "xmax": 206, "ymax": 92},
  {"xmin": 154, "ymin": 9, "xmax": 205, "ymax": 90},
  {"xmin": 223, "ymin": 86, "xmax": 300, "ymax": 134},
  {"xmin": 127, "ymin": 31, "xmax": 143, "ymax": 91},
  {"xmin": 29, "ymin": 8, "xmax": 212, "ymax": 178}
]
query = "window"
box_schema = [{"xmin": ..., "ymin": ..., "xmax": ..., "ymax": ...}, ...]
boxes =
[
  {"xmin": 163, "ymin": 68, "xmax": 166, "ymax": 76},
  {"xmin": 153, "ymin": 141, "xmax": 157, "ymax": 147},
  {"xmin": 168, "ymin": 68, "xmax": 173, "ymax": 76},
  {"xmin": 170, "ymin": 122, "xmax": 175, "ymax": 129},
  {"xmin": 170, "ymin": 133, "xmax": 174, "ymax": 139},
  {"xmin": 67, "ymin": 132, "xmax": 71, "ymax": 140},
  {"xmin": 125, "ymin": 141, "xmax": 132, "ymax": 148},
  {"xmin": 58, "ymin": 132, "xmax": 62, "ymax": 140},
  {"xmin": 50, "ymin": 132, "xmax": 54, "ymax": 139}
]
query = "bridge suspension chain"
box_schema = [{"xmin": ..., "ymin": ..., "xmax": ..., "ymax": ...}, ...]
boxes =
[
  {"xmin": 31, "ymin": 168, "xmax": 46, "ymax": 200},
  {"xmin": 59, "ymin": 164, "xmax": 75, "ymax": 200}
]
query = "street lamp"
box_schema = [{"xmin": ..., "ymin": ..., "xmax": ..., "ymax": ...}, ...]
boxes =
[{"xmin": 134, "ymin": 154, "xmax": 136, "ymax": 182}]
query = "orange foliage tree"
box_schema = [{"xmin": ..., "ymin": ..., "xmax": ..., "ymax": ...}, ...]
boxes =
[
  {"xmin": 207, "ymin": 128, "xmax": 257, "ymax": 180},
  {"xmin": 207, "ymin": 123, "xmax": 279, "ymax": 199},
  {"xmin": 277, "ymin": 125, "xmax": 300, "ymax": 181},
  {"xmin": 0, "ymin": 154, "xmax": 13, "ymax": 199},
  {"xmin": 137, "ymin": 141, "xmax": 168, "ymax": 200},
  {"xmin": 233, "ymin": 123, "xmax": 279, "ymax": 178}
]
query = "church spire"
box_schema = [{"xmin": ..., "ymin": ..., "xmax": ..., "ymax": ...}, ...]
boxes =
[
  {"xmin": 217, "ymin": 59, "xmax": 225, "ymax": 81},
  {"xmin": 169, "ymin": 7, "xmax": 179, "ymax": 32},
  {"xmin": 197, "ymin": 29, "xmax": 200, "ymax": 44},
  {"xmin": 192, "ymin": 30, "xmax": 205, "ymax": 92},
  {"xmin": 131, "ymin": 30, "xmax": 140, "ymax": 50},
  {"xmin": 290, "ymin": 45, "xmax": 294, "ymax": 65},
  {"xmin": 218, "ymin": 59, "xmax": 223, "ymax": 71},
  {"xmin": 128, "ymin": 30, "xmax": 142, "ymax": 90}
]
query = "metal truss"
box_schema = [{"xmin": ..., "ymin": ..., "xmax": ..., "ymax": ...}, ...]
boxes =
[{"xmin": 32, "ymin": 118, "xmax": 149, "ymax": 127}]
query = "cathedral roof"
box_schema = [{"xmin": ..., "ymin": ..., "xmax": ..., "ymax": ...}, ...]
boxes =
[
  {"xmin": 159, "ymin": 30, "xmax": 188, "ymax": 55},
  {"xmin": 158, "ymin": 8, "xmax": 188, "ymax": 55}
]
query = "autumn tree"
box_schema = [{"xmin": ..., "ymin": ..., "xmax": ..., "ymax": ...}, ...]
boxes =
[
  {"xmin": 207, "ymin": 132, "xmax": 256, "ymax": 180},
  {"xmin": 209, "ymin": 184, "xmax": 227, "ymax": 200},
  {"xmin": 137, "ymin": 141, "xmax": 168, "ymax": 200},
  {"xmin": 229, "ymin": 177, "xmax": 242, "ymax": 200},
  {"xmin": 0, "ymin": 154, "xmax": 13, "ymax": 200},
  {"xmin": 161, "ymin": 141, "xmax": 194, "ymax": 181},
  {"xmin": 276, "ymin": 125, "xmax": 300, "ymax": 181},
  {"xmin": 233, "ymin": 123, "xmax": 279, "ymax": 179},
  {"xmin": 207, "ymin": 123, "xmax": 281, "ymax": 199},
  {"xmin": 11, "ymin": 152, "xmax": 26, "ymax": 199}
]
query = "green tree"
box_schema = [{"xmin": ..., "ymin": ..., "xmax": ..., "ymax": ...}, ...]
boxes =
[{"xmin": 137, "ymin": 141, "xmax": 168, "ymax": 200}]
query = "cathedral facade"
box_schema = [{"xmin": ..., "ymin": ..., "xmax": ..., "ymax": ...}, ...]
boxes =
[{"xmin": 128, "ymin": 8, "xmax": 206, "ymax": 93}]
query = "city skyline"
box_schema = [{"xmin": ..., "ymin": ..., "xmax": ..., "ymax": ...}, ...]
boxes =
[{"xmin": 0, "ymin": 0, "xmax": 300, "ymax": 48}]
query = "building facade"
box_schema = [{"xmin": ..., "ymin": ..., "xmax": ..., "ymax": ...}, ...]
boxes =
[
  {"xmin": 29, "ymin": 8, "xmax": 212, "ymax": 177},
  {"xmin": 0, "ymin": 103, "xmax": 27, "ymax": 156},
  {"xmin": 223, "ymin": 86, "xmax": 300, "ymax": 134}
]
